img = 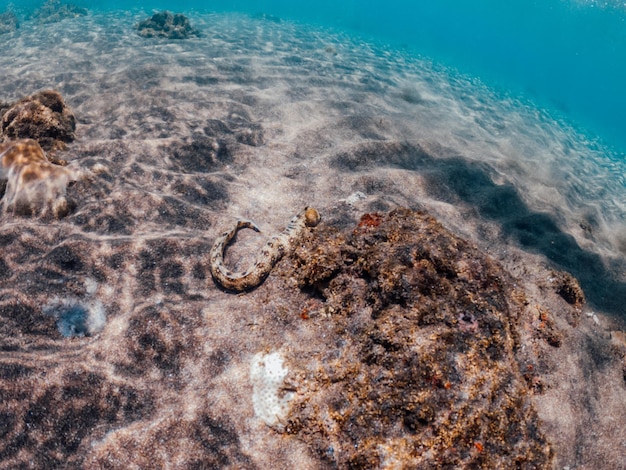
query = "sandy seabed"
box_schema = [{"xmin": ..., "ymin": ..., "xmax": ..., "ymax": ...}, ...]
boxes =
[{"xmin": 0, "ymin": 10, "xmax": 626, "ymax": 469}]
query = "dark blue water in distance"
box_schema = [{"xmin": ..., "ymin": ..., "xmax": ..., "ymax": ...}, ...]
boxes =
[{"xmin": 3, "ymin": 0, "xmax": 626, "ymax": 154}]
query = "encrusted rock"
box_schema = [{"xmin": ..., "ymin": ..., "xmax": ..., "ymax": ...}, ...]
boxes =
[
  {"xmin": 282, "ymin": 209, "xmax": 553, "ymax": 468},
  {"xmin": 30, "ymin": 0, "xmax": 87, "ymax": 23},
  {"xmin": 136, "ymin": 11, "xmax": 200, "ymax": 39},
  {"xmin": 552, "ymin": 270, "xmax": 585, "ymax": 308},
  {"xmin": 0, "ymin": 90, "xmax": 76, "ymax": 151}
]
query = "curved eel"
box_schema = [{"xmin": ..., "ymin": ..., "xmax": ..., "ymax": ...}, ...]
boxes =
[{"xmin": 209, "ymin": 207, "xmax": 321, "ymax": 291}]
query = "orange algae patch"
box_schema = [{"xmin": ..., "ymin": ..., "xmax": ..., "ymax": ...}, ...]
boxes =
[{"xmin": 357, "ymin": 212, "xmax": 383, "ymax": 228}]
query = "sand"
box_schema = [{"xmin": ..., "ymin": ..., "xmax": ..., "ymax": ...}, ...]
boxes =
[{"xmin": 0, "ymin": 10, "xmax": 625, "ymax": 469}]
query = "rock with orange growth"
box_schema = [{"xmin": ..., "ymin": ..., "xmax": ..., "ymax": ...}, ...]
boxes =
[
  {"xmin": 0, "ymin": 139, "xmax": 76, "ymax": 217},
  {"xmin": 281, "ymin": 208, "xmax": 554, "ymax": 468}
]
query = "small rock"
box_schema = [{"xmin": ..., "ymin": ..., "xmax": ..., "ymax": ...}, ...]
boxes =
[
  {"xmin": 0, "ymin": 90, "xmax": 76, "ymax": 151},
  {"xmin": 551, "ymin": 270, "xmax": 585, "ymax": 308},
  {"xmin": 30, "ymin": 0, "xmax": 87, "ymax": 23},
  {"xmin": 0, "ymin": 10, "xmax": 19, "ymax": 34},
  {"xmin": 136, "ymin": 11, "xmax": 200, "ymax": 39}
]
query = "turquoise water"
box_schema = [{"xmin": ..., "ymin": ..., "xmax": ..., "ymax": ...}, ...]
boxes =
[{"xmin": 4, "ymin": 0, "xmax": 625, "ymax": 154}]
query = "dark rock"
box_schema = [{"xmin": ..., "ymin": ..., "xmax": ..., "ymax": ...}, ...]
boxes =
[
  {"xmin": 30, "ymin": 0, "xmax": 87, "ymax": 23},
  {"xmin": 552, "ymin": 270, "xmax": 585, "ymax": 308},
  {"xmin": 0, "ymin": 90, "xmax": 76, "ymax": 151},
  {"xmin": 0, "ymin": 10, "xmax": 19, "ymax": 35},
  {"xmin": 136, "ymin": 11, "xmax": 200, "ymax": 39},
  {"xmin": 236, "ymin": 127, "xmax": 265, "ymax": 147}
]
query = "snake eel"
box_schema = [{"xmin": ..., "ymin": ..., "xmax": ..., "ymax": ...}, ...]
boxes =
[{"xmin": 209, "ymin": 207, "xmax": 321, "ymax": 291}]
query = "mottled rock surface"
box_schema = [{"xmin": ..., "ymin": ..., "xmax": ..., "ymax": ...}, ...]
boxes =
[
  {"xmin": 0, "ymin": 139, "xmax": 76, "ymax": 217},
  {"xmin": 0, "ymin": 90, "xmax": 76, "ymax": 151},
  {"xmin": 136, "ymin": 11, "xmax": 200, "ymax": 39},
  {"xmin": 281, "ymin": 209, "xmax": 552, "ymax": 468}
]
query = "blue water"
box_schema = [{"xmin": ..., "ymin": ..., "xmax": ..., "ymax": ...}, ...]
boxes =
[{"xmin": 3, "ymin": 0, "xmax": 623, "ymax": 154}]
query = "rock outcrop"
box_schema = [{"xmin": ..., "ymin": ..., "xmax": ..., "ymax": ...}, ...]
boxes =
[
  {"xmin": 0, "ymin": 90, "xmax": 76, "ymax": 152},
  {"xmin": 136, "ymin": 11, "xmax": 200, "ymax": 39},
  {"xmin": 0, "ymin": 10, "xmax": 19, "ymax": 34},
  {"xmin": 30, "ymin": 0, "xmax": 87, "ymax": 23},
  {"xmin": 280, "ymin": 209, "xmax": 553, "ymax": 468}
]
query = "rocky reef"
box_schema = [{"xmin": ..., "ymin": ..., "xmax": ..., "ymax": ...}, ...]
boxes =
[
  {"xmin": 0, "ymin": 90, "xmax": 76, "ymax": 152},
  {"xmin": 280, "ymin": 208, "xmax": 552, "ymax": 468},
  {"xmin": 30, "ymin": 0, "xmax": 87, "ymax": 23},
  {"xmin": 136, "ymin": 11, "xmax": 200, "ymax": 39}
]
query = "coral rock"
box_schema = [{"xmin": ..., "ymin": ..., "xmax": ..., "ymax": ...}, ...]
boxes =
[
  {"xmin": 30, "ymin": 0, "xmax": 87, "ymax": 23},
  {"xmin": 0, "ymin": 90, "xmax": 76, "ymax": 151},
  {"xmin": 282, "ymin": 208, "xmax": 553, "ymax": 468},
  {"xmin": 136, "ymin": 11, "xmax": 200, "ymax": 39},
  {"xmin": 552, "ymin": 270, "xmax": 585, "ymax": 308}
]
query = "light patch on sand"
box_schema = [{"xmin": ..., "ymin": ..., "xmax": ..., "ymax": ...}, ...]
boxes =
[{"xmin": 250, "ymin": 351, "xmax": 294, "ymax": 428}]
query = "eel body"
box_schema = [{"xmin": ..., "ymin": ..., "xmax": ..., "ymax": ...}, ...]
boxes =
[{"xmin": 209, "ymin": 207, "xmax": 321, "ymax": 291}]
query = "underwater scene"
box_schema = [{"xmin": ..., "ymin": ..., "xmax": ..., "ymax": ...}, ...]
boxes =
[{"xmin": 0, "ymin": 0, "xmax": 625, "ymax": 468}]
